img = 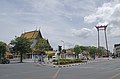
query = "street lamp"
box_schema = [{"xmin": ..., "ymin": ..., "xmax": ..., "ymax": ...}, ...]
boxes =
[
  {"xmin": 61, "ymin": 40, "xmax": 65, "ymax": 50},
  {"xmin": 61, "ymin": 40, "xmax": 66, "ymax": 59}
]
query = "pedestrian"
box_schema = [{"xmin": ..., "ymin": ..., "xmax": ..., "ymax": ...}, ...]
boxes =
[{"xmin": 38, "ymin": 58, "xmax": 41, "ymax": 64}]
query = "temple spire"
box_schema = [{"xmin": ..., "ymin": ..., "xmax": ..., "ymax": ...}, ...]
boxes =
[{"xmin": 38, "ymin": 26, "xmax": 43, "ymax": 38}]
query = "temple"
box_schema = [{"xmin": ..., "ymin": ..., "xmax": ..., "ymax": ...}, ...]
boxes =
[{"xmin": 21, "ymin": 29, "xmax": 53, "ymax": 59}]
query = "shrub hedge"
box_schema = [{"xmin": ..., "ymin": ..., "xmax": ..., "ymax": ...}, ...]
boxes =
[{"xmin": 53, "ymin": 59, "xmax": 85, "ymax": 65}]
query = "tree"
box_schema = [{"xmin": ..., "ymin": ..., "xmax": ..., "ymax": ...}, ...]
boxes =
[
  {"xmin": 10, "ymin": 37, "xmax": 32, "ymax": 63},
  {"xmin": 34, "ymin": 38, "xmax": 52, "ymax": 63},
  {"xmin": 89, "ymin": 46, "xmax": 98, "ymax": 59},
  {"xmin": 0, "ymin": 41, "xmax": 7, "ymax": 60},
  {"xmin": 74, "ymin": 45, "xmax": 82, "ymax": 58},
  {"xmin": 100, "ymin": 46, "xmax": 106, "ymax": 56},
  {"xmin": 35, "ymin": 38, "xmax": 52, "ymax": 52},
  {"xmin": 79, "ymin": 46, "xmax": 89, "ymax": 52}
]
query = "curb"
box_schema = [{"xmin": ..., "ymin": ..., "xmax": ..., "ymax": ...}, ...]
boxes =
[
  {"xmin": 51, "ymin": 62, "xmax": 91, "ymax": 68},
  {"xmin": 51, "ymin": 60, "xmax": 100, "ymax": 68},
  {"xmin": 35, "ymin": 60, "xmax": 99, "ymax": 68}
]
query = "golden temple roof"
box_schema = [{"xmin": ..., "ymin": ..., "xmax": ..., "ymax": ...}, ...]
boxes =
[{"xmin": 21, "ymin": 30, "xmax": 42, "ymax": 39}]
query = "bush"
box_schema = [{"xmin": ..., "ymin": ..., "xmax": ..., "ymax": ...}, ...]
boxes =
[
  {"xmin": 52, "ymin": 59, "xmax": 58, "ymax": 62},
  {"xmin": 53, "ymin": 59, "xmax": 83, "ymax": 65},
  {"xmin": 48, "ymin": 54, "xmax": 54, "ymax": 59}
]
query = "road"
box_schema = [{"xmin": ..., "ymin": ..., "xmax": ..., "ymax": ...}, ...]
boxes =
[
  {"xmin": 0, "ymin": 63, "xmax": 58, "ymax": 79},
  {"xmin": 0, "ymin": 59, "xmax": 120, "ymax": 79},
  {"xmin": 57, "ymin": 59, "xmax": 120, "ymax": 79}
]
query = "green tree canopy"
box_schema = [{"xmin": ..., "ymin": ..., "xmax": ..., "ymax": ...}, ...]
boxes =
[
  {"xmin": 79, "ymin": 46, "xmax": 89, "ymax": 52},
  {"xmin": 0, "ymin": 41, "xmax": 7, "ymax": 59},
  {"xmin": 10, "ymin": 37, "xmax": 32, "ymax": 63},
  {"xmin": 35, "ymin": 38, "xmax": 52, "ymax": 52},
  {"xmin": 100, "ymin": 46, "xmax": 106, "ymax": 56},
  {"xmin": 71, "ymin": 45, "xmax": 109, "ymax": 58},
  {"xmin": 89, "ymin": 46, "xmax": 98, "ymax": 58},
  {"xmin": 74, "ymin": 45, "xmax": 82, "ymax": 56},
  {"xmin": 73, "ymin": 45, "xmax": 99, "ymax": 58}
]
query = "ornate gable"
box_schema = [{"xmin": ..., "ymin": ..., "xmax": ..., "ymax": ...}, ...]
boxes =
[
  {"xmin": 21, "ymin": 30, "xmax": 42, "ymax": 39},
  {"xmin": 20, "ymin": 29, "xmax": 53, "ymax": 50}
]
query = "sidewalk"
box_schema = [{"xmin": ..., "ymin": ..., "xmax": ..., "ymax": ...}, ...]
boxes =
[{"xmin": 10, "ymin": 58, "xmax": 34, "ymax": 64}]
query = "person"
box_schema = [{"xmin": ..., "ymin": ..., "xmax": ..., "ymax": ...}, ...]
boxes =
[{"xmin": 38, "ymin": 58, "xmax": 41, "ymax": 64}]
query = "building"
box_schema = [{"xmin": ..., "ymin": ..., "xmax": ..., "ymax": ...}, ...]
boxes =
[
  {"xmin": 65, "ymin": 50, "xmax": 76, "ymax": 59},
  {"xmin": 21, "ymin": 29, "xmax": 53, "ymax": 59},
  {"xmin": 113, "ymin": 44, "xmax": 120, "ymax": 57}
]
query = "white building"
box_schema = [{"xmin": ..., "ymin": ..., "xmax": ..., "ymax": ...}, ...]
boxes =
[{"xmin": 114, "ymin": 44, "xmax": 120, "ymax": 57}]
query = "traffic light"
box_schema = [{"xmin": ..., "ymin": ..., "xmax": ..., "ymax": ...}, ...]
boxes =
[{"xmin": 58, "ymin": 45, "xmax": 62, "ymax": 52}]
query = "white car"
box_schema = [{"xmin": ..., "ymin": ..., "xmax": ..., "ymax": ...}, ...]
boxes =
[{"xmin": 52, "ymin": 56, "xmax": 56, "ymax": 60}]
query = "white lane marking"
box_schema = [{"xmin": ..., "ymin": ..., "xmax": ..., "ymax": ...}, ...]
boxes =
[
  {"xmin": 109, "ymin": 72, "xmax": 120, "ymax": 79},
  {"xmin": 52, "ymin": 68, "xmax": 61, "ymax": 79}
]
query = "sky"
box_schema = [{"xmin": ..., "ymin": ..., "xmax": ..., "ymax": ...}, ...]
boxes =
[{"xmin": 0, "ymin": 0, "xmax": 120, "ymax": 52}]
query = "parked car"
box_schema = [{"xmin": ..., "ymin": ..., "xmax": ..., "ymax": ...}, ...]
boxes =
[
  {"xmin": 112, "ymin": 56, "xmax": 117, "ymax": 59},
  {"xmin": 0, "ymin": 58, "xmax": 10, "ymax": 64},
  {"xmin": 52, "ymin": 56, "xmax": 56, "ymax": 60}
]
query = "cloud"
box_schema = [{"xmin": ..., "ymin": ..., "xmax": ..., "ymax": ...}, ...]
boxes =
[
  {"xmin": 84, "ymin": 0, "xmax": 120, "ymax": 38},
  {"xmin": 84, "ymin": 2, "xmax": 113, "ymax": 23},
  {"xmin": 107, "ymin": 25, "xmax": 120, "ymax": 37},
  {"xmin": 0, "ymin": 0, "xmax": 110, "ymax": 50},
  {"xmin": 72, "ymin": 28, "xmax": 93, "ymax": 38}
]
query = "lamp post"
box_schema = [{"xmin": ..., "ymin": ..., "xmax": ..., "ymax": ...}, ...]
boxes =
[
  {"xmin": 61, "ymin": 40, "xmax": 65, "ymax": 50},
  {"xmin": 61, "ymin": 40, "xmax": 66, "ymax": 59}
]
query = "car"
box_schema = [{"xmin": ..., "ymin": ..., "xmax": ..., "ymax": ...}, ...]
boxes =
[
  {"xmin": 112, "ymin": 56, "xmax": 117, "ymax": 59},
  {"xmin": 52, "ymin": 56, "xmax": 56, "ymax": 59},
  {"xmin": 0, "ymin": 58, "xmax": 10, "ymax": 64}
]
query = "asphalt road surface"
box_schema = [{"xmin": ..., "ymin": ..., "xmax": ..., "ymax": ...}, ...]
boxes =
[{"xmin": 0, "ymin": 59, "xmax": 120, "ymax": 79}]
